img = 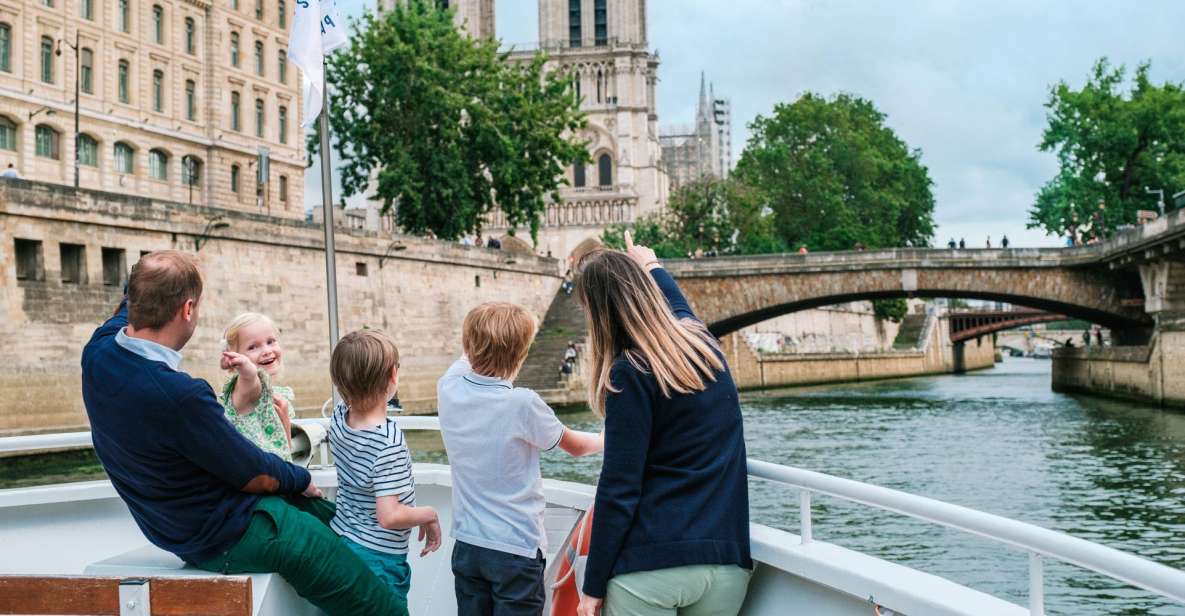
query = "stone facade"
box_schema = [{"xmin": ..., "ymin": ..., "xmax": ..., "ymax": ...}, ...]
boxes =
[
  {"xmin": 488, "ymin": 0, "xmax": 668, "ymax": 261},
  {"xmin": 380, "ymin": 0, "xmax": 495, "ymax": 39},
  {"xmin": 659, "ymin": 73, "xmax": 732, "ymax": 192},
  {"xmin": 740, "ymin": 302, "xmax": 902, "ymax": 354},
  {"xmin": 0, "ymin": 0, "xmax": 303, "ymax": 218},
  {"xmin": 0, "ymin": 180, "xmax": 560, "ymax": 434}
]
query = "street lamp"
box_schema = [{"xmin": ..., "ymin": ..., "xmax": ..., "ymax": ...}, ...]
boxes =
[
  {"xmin": 195, "ymin": 215, "xmax": 230, "ymax": 251},
  {"xmin": 54, "ymin": 33, "xmax": 81, "ymax": 189},
  {"xmin": 1146, "ymin": 187, "xmax": 1166, "ymax": 215}
]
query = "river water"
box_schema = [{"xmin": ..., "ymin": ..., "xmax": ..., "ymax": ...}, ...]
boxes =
[{"xmin": 411, "ymin": 357, "xmax": 1185, "ymax": 615}]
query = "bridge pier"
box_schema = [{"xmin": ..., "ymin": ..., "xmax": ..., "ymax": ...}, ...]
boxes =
[{"xmin": 952, "ymin": 341, "xmax": 966, "ymax": 374}]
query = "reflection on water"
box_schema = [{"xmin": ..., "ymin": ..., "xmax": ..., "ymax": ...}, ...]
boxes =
[{"xmin": 410, "ymin": 358, "xmax": 1185, "ymax": 615}]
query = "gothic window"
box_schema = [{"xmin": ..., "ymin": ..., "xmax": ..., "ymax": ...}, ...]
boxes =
[
  {"xmin": 114, "ymin": 142, "xmax": 134, "ymax": 173},
  {"xmin": 80, "ymin": 48, "xmax": 94, "ymax": 93},
  {"xmin": 118, "ymin": 60, "xmax": 130, "ymax": 102},
  {"xmin": 185, "ymin": 17, "xmax": 195, "ymax": 54},
  {"xmin": 152, "ymin": 5, "xmax": 164, "ymax": 43},
  {"xmin": 255, "ymin": 98, "xmax": 264, "ymax": 138},
  {"xmin": 35, "ymin": 125, "xmax": 59, "ymax": 159},
  {"xmin": 573, "ymin": 160, "xmax": 586, "ymax": 188},
  {"xmin": 185, "ymin": 79, "xmax": 196, "ymax": 120},
  {"xmin": 596, "ymin": 69, "xmax": 603, "ymax": 104},
  {"xmin": 40, "ymin": 37, "xmax": 54, "ymax": 83},
  {"xmin": 568, "ymin": 0, "xmax": 581, "ymax": 48},
  {"xmin": 0, "ymin": 23, "xmax": 9, "ymax": 72},
  {"xmin": 0, "ymin": 117, "xmax": 15, "ymax": 150},
  {"xmin": 594, "ymin": 0, "xmax": 607, "ymax": 46},
  {"xmin": 279, "ymin": 175, "xmax": 288, "ymax": 202},
  {"xmin": 230, "ymin": 91, "xmax": 241, "ymax": 131},
  {"xmin": 149, "ymin": 148, "xmax": 168, "ymax": 180},
  {"xmin": 598, "ymin": 153, "xmax": 612, "ymax": 187},
  {"xmin": 152, "ymin": 69, "xmax": 164, "ymax": 112},
  {"xmin": 230, "ymin": 164, "xmax": 240, "ymax": 193},
  {"xmin": 78, "ymin": 134, "xmax": 98, "ymax": 166}
]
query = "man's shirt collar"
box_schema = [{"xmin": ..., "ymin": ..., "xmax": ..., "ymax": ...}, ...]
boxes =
[{"xmin": 116, "ymin": 327, "xmax": 183, "ymax": 371}]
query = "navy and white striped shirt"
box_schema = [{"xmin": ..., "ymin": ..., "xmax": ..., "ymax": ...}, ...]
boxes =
[{"xmin": 329, "ymin": 403, "xmax": 416, "ymax": 555}]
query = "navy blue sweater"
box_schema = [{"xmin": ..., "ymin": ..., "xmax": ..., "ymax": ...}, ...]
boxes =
[
  {"xmin": 582, "ymin": 268, "xmax": 752, "ymax": 598},
  {"xmin": 81, "ymin": 300, "xmax": 311, "ymax": 564}
]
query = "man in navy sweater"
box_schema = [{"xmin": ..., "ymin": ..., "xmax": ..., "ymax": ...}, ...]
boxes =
[{"xmin": 81, "ymin": 250, "xmax": 406, "ymax": 616}]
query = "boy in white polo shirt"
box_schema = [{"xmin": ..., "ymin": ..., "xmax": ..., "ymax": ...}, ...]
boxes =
[{"xmin": 438, "ymin": 302, "xmax": 604, "ymax": 616}]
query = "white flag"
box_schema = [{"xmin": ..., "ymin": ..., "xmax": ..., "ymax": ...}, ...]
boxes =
[{"xmin": 289, "ymin": 0, "xmax": 348, "ymax": 127}]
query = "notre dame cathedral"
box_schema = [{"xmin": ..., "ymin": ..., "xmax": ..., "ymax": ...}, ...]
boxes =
[{"xmin": 384, "ymin": 0, "xmax": 669, "ymax": 260}]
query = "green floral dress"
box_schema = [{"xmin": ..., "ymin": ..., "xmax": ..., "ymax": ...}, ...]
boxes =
[{"xmin": 221, "ymin": 370, "xmax": 296, "ymax": 462}]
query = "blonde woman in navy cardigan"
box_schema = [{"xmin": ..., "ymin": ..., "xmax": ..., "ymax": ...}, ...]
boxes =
[{"xmin": 575, "ymin": 232, "xmax": 753, "ymax": 616}]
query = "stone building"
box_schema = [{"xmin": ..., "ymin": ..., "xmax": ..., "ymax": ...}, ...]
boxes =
[
  {"xmin": 659, "ymin": 73, "xmax": 732, "ymax": 193},
  {"xmin": 0, "ymin": 0, "xmax": 304, "ymax": 217}
]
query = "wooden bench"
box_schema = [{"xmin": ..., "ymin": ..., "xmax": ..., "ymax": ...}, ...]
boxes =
[{"xmin": 0, "ymin": 575, "xmax": 251, "ymax": 616}]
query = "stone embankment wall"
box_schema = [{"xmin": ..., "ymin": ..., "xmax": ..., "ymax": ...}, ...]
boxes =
[
  {"xmin": 721, "ymin": 315, "xmax": 996, "ymax": 391},
  {"xmin": 1052, "ymin": 330, "xmax": 1185, "ymax": 406},
  {"xmin": 0, "ymin": 180, "xmax": 561, "ymax": 435}
]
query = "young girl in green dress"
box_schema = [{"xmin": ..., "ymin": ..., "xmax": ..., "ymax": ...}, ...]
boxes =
[{"xmin": 220, "ymin": 312, "xmax": 295, "ymax": 461}]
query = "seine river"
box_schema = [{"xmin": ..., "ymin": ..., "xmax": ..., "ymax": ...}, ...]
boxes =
[{"xmin": 416, "ymin": 357, "xmax": 1185, "ymax": 615}]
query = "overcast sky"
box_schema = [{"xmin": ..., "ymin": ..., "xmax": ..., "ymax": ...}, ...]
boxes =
[{"xmin": 309, "ymin": 0, "xmax": 1185, "ymax": 248}]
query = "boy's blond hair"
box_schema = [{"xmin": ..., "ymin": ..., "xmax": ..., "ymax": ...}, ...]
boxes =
[
  {"xmin": 222, "ymin": 312, "xmax": 278, "ymax": 353},
  {"xmin": 463, "ymin": 302, "xmax": 537, "ymax": 380},
  {"xmin": 331, "ymin": 329, "xmax": 400, "ymax": 409}
]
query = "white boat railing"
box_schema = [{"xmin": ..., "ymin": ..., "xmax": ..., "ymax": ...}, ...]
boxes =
[
  {"xmin": 747, "ymin": 459, "xmax": 1185, "ymax": 615},
  {"xmin": 4, "ymin": 421, "xmax": 1185, "ymax": 615}
]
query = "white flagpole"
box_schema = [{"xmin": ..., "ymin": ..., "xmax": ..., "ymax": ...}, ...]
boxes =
[{"xmin": 318, "ymin": 75, "xmax": 340, "ymax": 354}]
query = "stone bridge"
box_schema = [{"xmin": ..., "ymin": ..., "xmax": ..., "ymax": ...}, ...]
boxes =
[{"xmin": 665, "ymin": 208, "xmax": 1185, "ymax": 341}]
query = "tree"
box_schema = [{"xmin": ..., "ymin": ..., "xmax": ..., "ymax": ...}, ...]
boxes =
[
  {"xmin": 1028, "ymin": 59, "xmax": 1185, "ymax": 240},
  {"xmin": 312, "ymin": 1, "xmax": 587, "ymax": 240},
  {"xmin": 734, "ymin": 92, "xmax": 936, "ymax": 252},
  {"xmin": 601, "ymin": 177, "xmax": 784, "ymax": 258}
]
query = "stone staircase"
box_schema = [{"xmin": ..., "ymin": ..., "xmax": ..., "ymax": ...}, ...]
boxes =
[
  {"xmin": 516, "ymin": 288, "xmax": 588, "ymax": 394},
  {"xmin": 892, "ymin": 313, "xmax": 930, "ymax": 349}
]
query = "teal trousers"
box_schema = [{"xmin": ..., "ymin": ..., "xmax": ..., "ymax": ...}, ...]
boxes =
[{"xmin": 194, "ymin": 495, "xmax": 408, "ymax": 616}]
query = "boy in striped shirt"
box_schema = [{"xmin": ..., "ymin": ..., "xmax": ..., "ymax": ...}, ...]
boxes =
[{"xmin": 328, "ymin": 330, "xmax": 442, "ymax": 606}]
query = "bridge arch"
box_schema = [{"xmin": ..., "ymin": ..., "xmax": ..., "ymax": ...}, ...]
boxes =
[{"xmin": 664, "ymin": 250, "xmax": 1150, "ymax": 338}]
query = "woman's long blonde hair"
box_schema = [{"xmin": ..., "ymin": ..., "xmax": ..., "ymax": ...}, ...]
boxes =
[{"xmin": 575, "ymin": 250, "xmax": 723, "ymax": 416}]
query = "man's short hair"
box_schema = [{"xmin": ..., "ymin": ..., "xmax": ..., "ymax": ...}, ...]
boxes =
[
  {"xmin": 462, "ymin": 302, "xmax": 537, "ymax": 380},
  {"xmin": 127, "ymin": 250, "xmax": 204, "ymax": 330},
  {"xmin": 331, "ymin": 329, "xmax": 400, "ymax": 409}
]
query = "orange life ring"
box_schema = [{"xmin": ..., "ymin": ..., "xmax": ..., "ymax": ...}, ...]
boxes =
[{"xmin": 550, "ymin": 507, "xmax": 594, "ymax": 616}]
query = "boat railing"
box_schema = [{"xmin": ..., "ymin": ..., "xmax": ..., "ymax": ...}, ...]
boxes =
[
  {"xmin": 747, "ymin": 459, "xmax": 1185, "ymax": 615},
  {"xmin": 4, "ymin": 420, "xmax": 1185, "ymax": 615}
]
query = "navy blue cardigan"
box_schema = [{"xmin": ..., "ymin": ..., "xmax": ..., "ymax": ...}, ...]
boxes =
[
  {"xmin": 582, "ymin": 268, "xmax": 752, "ymax": 598},
  {"xmin": 81, "ymin": 300, "xmax": 311, "ymax": 564}
]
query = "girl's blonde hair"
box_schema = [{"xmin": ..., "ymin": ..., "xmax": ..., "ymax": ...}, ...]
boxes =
[
  {"xmin": 222, "ymin": 312, "xmax": 279, "ymax": 353},
  {"xmin": 574, "ymin": 250, "xmax": 723, "ymax": 417}
]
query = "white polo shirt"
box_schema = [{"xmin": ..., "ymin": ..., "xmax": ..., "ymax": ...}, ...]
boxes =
[{"xmin": 437, "ymin": 358, "xmax": 565, "ymax": 558}]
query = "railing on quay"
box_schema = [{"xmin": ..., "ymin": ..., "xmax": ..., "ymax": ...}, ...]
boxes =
[
  {"xmin": 747, "ymin": 459, "xmax": 1185, "ymax": 615},
  {"xmin": 5, "ymin": 422, "xmax": 1185, "ymax": 615}
]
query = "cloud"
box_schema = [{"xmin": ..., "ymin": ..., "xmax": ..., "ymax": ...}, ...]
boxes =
[{"xmin": 309, "ymin": 0, "xmax": 1185, "ymax": 247}]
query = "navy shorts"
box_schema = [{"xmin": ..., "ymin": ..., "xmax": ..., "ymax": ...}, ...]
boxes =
[{"xmin": 452, "ymin": 540, "xmax": 546, "ymax": 616}]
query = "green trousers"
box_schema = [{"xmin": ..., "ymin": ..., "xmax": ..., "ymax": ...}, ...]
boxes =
[
  {"xmin": 194, "ymin": 495, "xmax": 408, "ymax": 616},
  {"xmin": 604, "ymin": 564, "xmax": 753, "ymax": 616}
]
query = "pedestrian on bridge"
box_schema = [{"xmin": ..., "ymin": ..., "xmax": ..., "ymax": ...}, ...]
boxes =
[
  {"xmin": 959, "ymin": 238, "xmax": 966, "ymax": 249},
  {"xmin": 986, "ymin": 236, "xmax": 992, "ymax": 249},
  {"xmin": 1002, "ymin": 235, "xmax": 1010, "ymax": 249},
  {"xmin": 1083, "ymin": 330, "xmax": 1091, "ymax": 347},
  {"xmin": 948, "ymin": 238, "xmax": 957, "ymax": 249}
]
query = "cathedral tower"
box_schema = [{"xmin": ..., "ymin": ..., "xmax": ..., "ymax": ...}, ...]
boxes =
[{"xmin": 380, "ymin": 0, "xmax": 496, "ymax": 39}]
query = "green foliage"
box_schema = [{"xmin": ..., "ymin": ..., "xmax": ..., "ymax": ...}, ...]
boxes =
[
  {"xmin": 735, "ymin": 92, "xmax": 936, "ymax": 251},
  {"xmin": 1028, "ymin": 59, "xmax": 1185, "ymax": 239},
  {"xmin": 872, "ymin": 298, "xmax": 909, "ymax": 323},
  {"xmin": 311, "ymin": 1, "xmax": 587, "ymax": 240},
  {"xmin": 601, "ymin": 178, "xmax": 785, "ymax": 258}
]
